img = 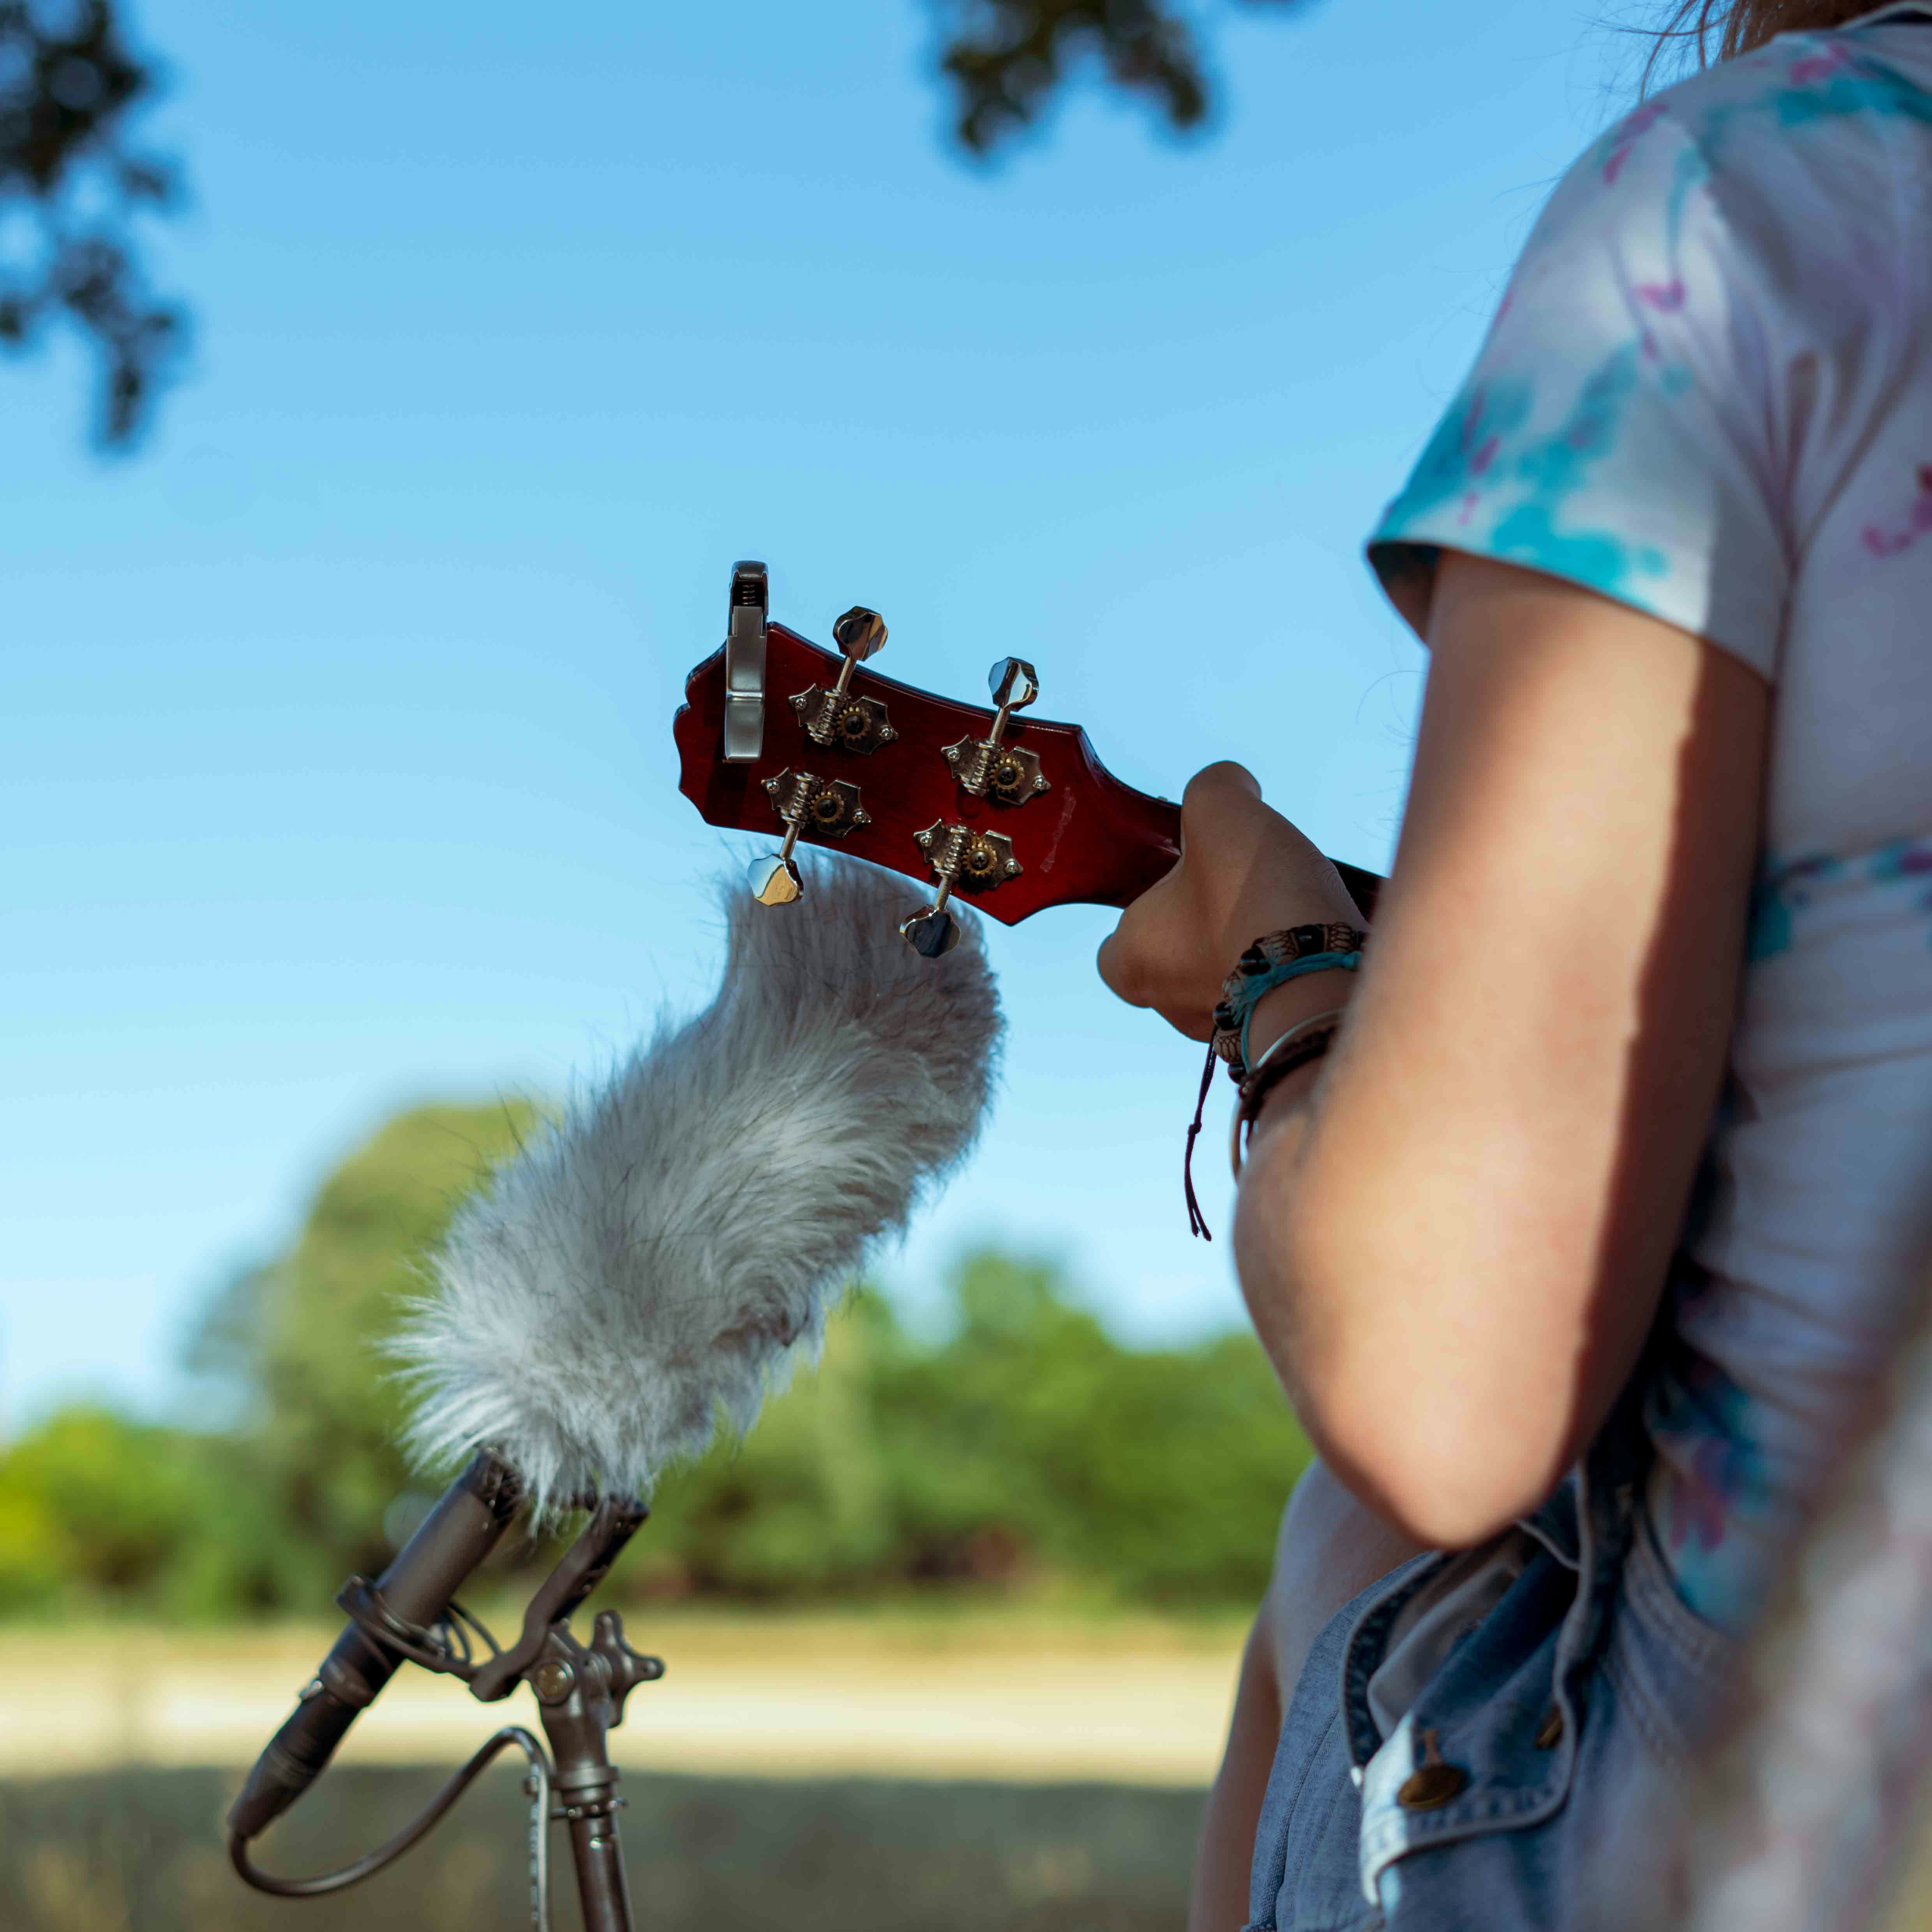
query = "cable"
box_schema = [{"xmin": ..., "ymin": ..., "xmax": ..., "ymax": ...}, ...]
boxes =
[{"xmin": 230, "ymin": 1724, "xmax": 552, "ymax": 1932}]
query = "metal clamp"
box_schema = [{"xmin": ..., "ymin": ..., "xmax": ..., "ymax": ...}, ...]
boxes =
[{"xmin": 722, "ymin": 561, "xmax": 768, "ymax": 763}]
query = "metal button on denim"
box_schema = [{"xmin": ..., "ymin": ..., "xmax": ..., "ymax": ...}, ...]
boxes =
[
  {"xmin": 1397, "ymin": 1731, "xmax": 1469, "ymax": 1810},
  {"xmin": 1397, "ymin": 1762, "xmax": 1469, "ymax": 1809}
]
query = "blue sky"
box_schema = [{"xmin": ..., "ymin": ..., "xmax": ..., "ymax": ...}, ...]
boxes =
[{"xmin": 0, "ymin": 0, "xmax": 1642, "ymax": 1426}]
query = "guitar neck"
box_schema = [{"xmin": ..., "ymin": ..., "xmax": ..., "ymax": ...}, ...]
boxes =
[
  {"xmin": 675, "ymin": 623, "xmax": 1381, "ymax": 925},
  {"xmin": 1057, "ymin": 778, "xmax": 1381, "ymax": 923}
]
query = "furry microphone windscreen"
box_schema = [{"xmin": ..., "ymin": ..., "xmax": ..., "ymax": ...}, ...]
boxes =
[{"xmin": 390, "ymin": 856, "xmax": 1003, "ymax": 1520}]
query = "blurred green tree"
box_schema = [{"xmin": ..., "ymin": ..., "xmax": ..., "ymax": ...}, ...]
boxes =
[
  {"xmin": 869, "ymin": 1252, "xmax": 1310, "ymax": 1602},
  {"xmin": 638, "ymin": 1306, "xmax": 900, "ymax": 1598},
  {"xmin": 182, "ymin": 1098, "xmax": 546, "ymax": 1606},
  {"xmin": 559, "ymin": 1249, "xmax": 1313, "ymax": 1610},
  {"xmin": 0, "ymin": 1405, "xmax": 291, "ymax": 1618},
  {"xmin": 0, "ymin": 1101, "xmax": 1311, "ymax": 1620}
]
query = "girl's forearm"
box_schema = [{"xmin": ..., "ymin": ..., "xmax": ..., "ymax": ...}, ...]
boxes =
[
  {"xmin": 1188, "ymin": 1613, "xmax": 1281, "ymax": 1932},
  {"xmin": 1228, "ymin": 995, "xmax": 1331, "ymax": 1433}
]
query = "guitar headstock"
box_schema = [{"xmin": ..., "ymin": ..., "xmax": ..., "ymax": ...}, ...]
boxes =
[{"xmin": 673, "ymin": 562, "xmax": 1379, "ymax": 956}]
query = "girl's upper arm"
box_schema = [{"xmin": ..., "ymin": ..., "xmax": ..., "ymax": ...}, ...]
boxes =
[
  {"xmin": 1237, "ymin": 93, "xmax": 1802, "ymax": 1543},
  {"xmin": 1248, "ymin": 550, "xmax": 1768, "ymax": 1546}
]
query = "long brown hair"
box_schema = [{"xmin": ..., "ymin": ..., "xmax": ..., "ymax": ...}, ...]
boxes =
[{"xmin": 1653, "ymin": 0, "xmax": 1890, "ymax": 70}]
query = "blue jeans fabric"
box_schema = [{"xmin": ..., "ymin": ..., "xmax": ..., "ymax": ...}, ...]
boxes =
[{"xmin": 1244, "ymin": 1394, "xmax": 1738, "ymax": 1932}]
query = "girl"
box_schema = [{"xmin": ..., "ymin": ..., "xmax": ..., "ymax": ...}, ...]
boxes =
[{"xmin": 1100, "ymin": 3, "xmax": 1932, "ymax": 1925}]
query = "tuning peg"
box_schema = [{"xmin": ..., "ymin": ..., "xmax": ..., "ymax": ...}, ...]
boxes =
[
  {"xmin": 748, "ymin": 853, "xmax": 804, "ymax": 905},
  {"xmin": 792, "ymin": 607, "xmax": 896, "ymax": 755},
  {"xmin": 984, "ymin": 659, "xmax": 1039, "ymax": 755},
  {"xmin": 900, "ymin": 827, "xmax": 964, "ymax": 957},
  {"xmin": 899, "ymin": 906, "xmax": 960, "ymax": 957},
  {"xmin": 749, "ymin": 769, "xmax": 870, "ymax": 909},
  {"xmin": 988, "ymin": 657, "xmax": 1038, "ymax": 713},
  {"xmin": 943, "ymin": 657, "xmax": 1049, "ymax": 806},
  {"xmin": 833, "ymin": 607, "xmax": 888, "ymax": 662}
]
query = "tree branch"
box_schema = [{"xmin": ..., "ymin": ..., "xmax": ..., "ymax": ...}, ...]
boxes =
[
  {"xmin": 932, "ymin": 0, "xmax": 1309, "ymax": 156},
  {"xmin": 0, "ymin": 0, "xmax": 184, "ymax": 448}
]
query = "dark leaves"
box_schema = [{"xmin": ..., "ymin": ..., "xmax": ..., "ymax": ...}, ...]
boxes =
[
  {"xmin": 0, "ymin": 0, "xmax": 183, "ymax": 448},
  {"xmin": 933, "ymin": 0, "xmax": 1310, "ymax": 156}
]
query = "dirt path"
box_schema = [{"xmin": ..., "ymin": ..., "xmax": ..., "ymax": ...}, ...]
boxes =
[{"xmin": 0, "ymin": 1619, "xmax": 1242, "ymax": 1786}]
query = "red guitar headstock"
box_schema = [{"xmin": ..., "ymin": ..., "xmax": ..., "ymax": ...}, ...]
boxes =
[{"xmin": 673, "ymin": 562, "xmax": 1379, "ymax": 955}]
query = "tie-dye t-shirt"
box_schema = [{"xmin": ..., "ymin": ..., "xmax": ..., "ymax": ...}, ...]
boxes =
[{"xmin": 1367, "ymin": 5, "xmax": 1932, "ymax": 1634}]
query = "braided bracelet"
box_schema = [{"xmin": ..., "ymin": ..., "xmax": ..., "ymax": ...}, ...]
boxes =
[
  {"xmin": 1210, "ymin": 922, "xmax": 1366, "ymax": 1083},
  {"xmin": 1230, "ymin": 1009, "xmax": 1344, "ymax": 1178},
  {"xmin": 1183, "ymin": 922, "xmax": 1365, "ymax": 1240}
]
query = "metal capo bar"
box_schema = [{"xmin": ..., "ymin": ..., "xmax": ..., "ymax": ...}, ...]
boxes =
[{"xmin": 723, "ymin": 560, "xmax": 768, "ymax": 762}]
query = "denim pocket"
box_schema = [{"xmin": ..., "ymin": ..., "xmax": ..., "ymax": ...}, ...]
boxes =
[
  {"xmin": 1352, "ymin": 1547, "xmax": 1583, "ymax": 1907},
  {"xmin": 1597, "ymin": 1509, "xmax": 1739, "ymax": 1773}
]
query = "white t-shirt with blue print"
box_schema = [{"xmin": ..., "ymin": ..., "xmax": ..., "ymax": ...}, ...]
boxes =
[{"xmin": 1368, "ymin": 6, "xmax": 1932, "ymax": 1633}]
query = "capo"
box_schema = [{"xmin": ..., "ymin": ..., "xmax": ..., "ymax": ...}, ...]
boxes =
[{"xmin": 722, "ymin": 560, "xmax": 768, "ymax": 762}]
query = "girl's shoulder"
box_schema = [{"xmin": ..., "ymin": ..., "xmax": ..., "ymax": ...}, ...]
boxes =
[
  {"xmin": 1504, "ymin": 11, "xmax": 1932, "ymax": 349},
  {"xmin": 1574, "ymin": 9, "xmax": 1932, "ymax": 225}
]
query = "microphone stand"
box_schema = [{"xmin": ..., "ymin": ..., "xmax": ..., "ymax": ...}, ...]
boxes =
[
  {"xmin": 229, "ymin": 1477, "xmax": 661, "ymax": 1932},
  {"xmin": 523, "ymin": 1609, "xmax": 659, "ymax": 1932}
]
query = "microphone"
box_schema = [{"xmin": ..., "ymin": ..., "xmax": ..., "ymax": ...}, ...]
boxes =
[
  {"xmin": 391, "ymin": 853, "xmax": 1003, "ymax": 1519},
  {"xmin": 229, "ymin": 855, "xmax": 999, "ymax": 1849},
  {"xmin": 225, "ymin": 1447, "xmax": 523, "ymax": 1842}
]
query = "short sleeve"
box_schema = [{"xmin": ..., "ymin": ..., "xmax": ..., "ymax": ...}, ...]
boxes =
[{"xmin": 1367, "ymin": 101, "xmax": 1788, "ymax": 680}]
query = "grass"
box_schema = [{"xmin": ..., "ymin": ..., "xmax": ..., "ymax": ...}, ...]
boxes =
[
  {"xmin": 0, "ymin": 1767, "xmax": 1203, "ymax": 1932},
  {"xmin": 0, "ymin": 1597, "xmax": 1254, "ymax": 1656}
]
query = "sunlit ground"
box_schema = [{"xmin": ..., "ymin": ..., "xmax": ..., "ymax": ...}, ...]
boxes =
[
  {"xmin": 0, "ymin": 1609, "xmax": 1233, "ymax": 1932},
  {"xmin": 0, "ymin": 1608, "xmax": 1246, "ymax": 1787}
]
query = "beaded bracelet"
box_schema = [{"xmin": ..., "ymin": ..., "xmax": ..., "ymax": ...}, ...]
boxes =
[{"xmin": 1210, "ymin": 922, "xmax": 1367, "ymax": 1083}]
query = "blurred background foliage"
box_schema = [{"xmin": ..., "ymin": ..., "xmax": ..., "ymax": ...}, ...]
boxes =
[
  {"xmin": 4, "ymin": 0, "xmax": 1310, "ymax": 445},
  {"xmin": 0, "ymin": 1099, "xmax": 1310, "ymax": 1623},
  {"xmin": 933, "ymin": 0, "xmax": 1310, "ymax": 155},
  {"xmin": 0, "ymin": 0, "xmax": 183, "ymax": 445}
]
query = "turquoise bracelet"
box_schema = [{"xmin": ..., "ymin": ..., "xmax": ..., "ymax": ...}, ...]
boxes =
[
  {"xmin": 1232, "ymin": 951, "xmax": 1360, "ymax": 1074},
  {"xmin": 1189, "ymin": 921, "xmax": 1369, "ymax": 1241},
  {"xmin": 1221, "ymin": 950, "xmax": 1360, "ymax": 1089}
]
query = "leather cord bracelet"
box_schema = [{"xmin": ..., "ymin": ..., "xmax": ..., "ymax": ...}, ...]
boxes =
[
  {"xmin": 1230, "ymin": 1009, "xmax": 1344, "ymax": 1178},
  {"xmin": 1184, "ymin": 921, "xmax": 1367, "ymax": 1241},
  {"xmin": 1210, "ymin": 923, "xmax": 1367, "ymax": 1083}
]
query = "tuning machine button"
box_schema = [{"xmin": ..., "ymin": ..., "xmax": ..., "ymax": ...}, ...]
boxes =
[
  {"xmin": 791, "ymin": 605, "xmax": 897, "ymax": 755},
  {"xmin": 943, "ymin": 657, "xmax": 1048, "ymax": 805},
  {"xmin": 749, "ymin": 853, "xmax": 805, "ymax": 907},
  {"xmin": 835, "ymin": 605, "xmax": 887, "ymax": 657},
  {"xmin": 900, "ymin": 906, "xmax": 961, "ymax": 958},
  {"xmin": 898, "ymin": 820, "xmax": 1020, "ymax": 959},
  {"xmin": 746, "ymin": 768, "xmax": 871, "ymax": 909}
]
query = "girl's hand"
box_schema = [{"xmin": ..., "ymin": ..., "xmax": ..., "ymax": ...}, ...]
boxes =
[{"xmin": 1096, "ymin": 761, "xmax": 1365, "ymax": 1040}]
